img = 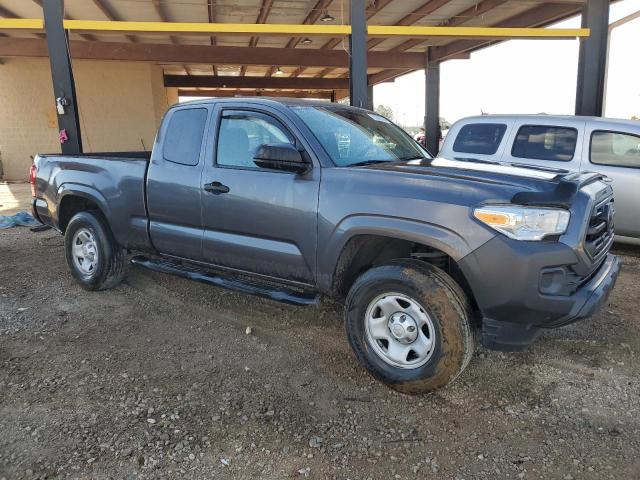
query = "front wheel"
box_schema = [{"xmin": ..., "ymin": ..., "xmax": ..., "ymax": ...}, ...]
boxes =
[
  {"xmin": 64, "ymin": 211, "xmax": 127, "ymax": 291},
  {"xmin": 345, "ymin": 260, "xmax": 474, "ymax": 394}
]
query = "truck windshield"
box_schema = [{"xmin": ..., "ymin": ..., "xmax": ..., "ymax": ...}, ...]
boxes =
[{"xmin": 293, "ymin": 106, "xmax": 431, "ymax": 167}]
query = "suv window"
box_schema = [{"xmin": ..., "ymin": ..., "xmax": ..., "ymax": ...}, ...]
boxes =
[
  {"xmin": 163, "ymin": 108, "xmax": 208, "ymax": 166},
  {"xmin": 591, "ymin": 130, "xmax": 640, "ymax": 168},
  {"xmin": 217, "ymin": 112, "xmax": 294, "ymax": 169},
  {"xmin": 452, "ymin": 123, "xmax": 507, "ymax": 155},
  {"xmin": 511, "ymin": 125, "xmax": 577, "ymax": 161}
]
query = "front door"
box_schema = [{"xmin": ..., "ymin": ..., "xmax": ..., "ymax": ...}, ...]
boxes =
[{"xmin": 200, "ymin": 107, "xmax": 320, "ymax": 284}]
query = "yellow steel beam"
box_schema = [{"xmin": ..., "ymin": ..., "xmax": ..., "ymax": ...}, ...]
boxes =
[
  {"xmin": 0, "ymin": 18, "xmax": 589, "ymax": 39},
  {"xmin": 63, "ymin": 20, "xmax": 351, "ymax": 36},
  {"xmin": 367, "ymin": 25, "xmax": 589, "ymax": 39},
  {"xmin": 0, "ymin": 18, "xmax": 44, "ymax": 30}
]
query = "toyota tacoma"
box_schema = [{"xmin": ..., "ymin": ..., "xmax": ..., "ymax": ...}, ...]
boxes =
[{"xmin": 30, "ymin": 98, "xmax": 620, "ymax": 393}]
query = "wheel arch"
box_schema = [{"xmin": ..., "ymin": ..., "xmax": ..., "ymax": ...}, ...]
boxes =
[
  {"xmin": 321, "ymin": 216, "xmax": 477, "ymax": 303},
  {"xmin": 56, "ymin": 184, "xmax": 111, "ymax": 233}
]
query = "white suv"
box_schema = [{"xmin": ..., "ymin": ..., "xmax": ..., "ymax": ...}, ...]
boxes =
[{"xmin": 439, "ymin": 115, "xmax": 640, "ymax": 244}]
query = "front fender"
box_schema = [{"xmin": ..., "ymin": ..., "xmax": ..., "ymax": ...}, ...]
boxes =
[{"xmin": 317, "ymin": 214, "xmax": 480, "ymax": 292}]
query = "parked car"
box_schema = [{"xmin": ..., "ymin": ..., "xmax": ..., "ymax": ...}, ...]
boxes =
[
  {"xmin": 440, "ymin": 115, "xmax": 640, "ymax": 244},
  {"xmin": 30, "ymin": 99, "xmax": 619, "ymax": 394}
]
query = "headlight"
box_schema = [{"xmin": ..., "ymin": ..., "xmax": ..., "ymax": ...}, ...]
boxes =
[{"xmin": 474, "ymin": 205, "xmax": 570, "ymax": 241}]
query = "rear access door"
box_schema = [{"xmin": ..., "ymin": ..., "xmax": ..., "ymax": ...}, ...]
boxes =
[
  {"xmin": 146, "ymin": 105, "xmax": 210, "ymax": 260},
  {"xmin": 199, "ymin": 103, "xmax": 320, "ymax": 285},
  {"xmin": 581, "ymin": 126, "xmax": 640, "ymax": 239}
]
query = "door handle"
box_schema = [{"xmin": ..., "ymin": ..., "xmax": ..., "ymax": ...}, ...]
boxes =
[{"xmin": 204, "ymin": 181, "xmax": 230, "ymax": 195}]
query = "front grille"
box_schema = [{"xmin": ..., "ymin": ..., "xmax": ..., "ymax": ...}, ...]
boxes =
[{"xmin": 584, "ymin": 196, "xmax": 615, "ymax": 259}]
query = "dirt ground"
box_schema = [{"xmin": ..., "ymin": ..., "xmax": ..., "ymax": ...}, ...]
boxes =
[
  {"xmin": 0, "ymin": 183, "xmax": 32, "ymax": 217},
  {"xmin": 1, "ymin": 226, "xmax": 639, "ymax": 480}
]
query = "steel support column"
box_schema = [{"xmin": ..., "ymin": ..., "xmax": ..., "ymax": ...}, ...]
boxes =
[
  {"xmin": 575, "ymin": 0, "xmax": 609, "ymax": 117},
  {"xmin": 43, "ymin": 0, "xmax": 82, "ymax": 153},
  {"xmin": 424, "ymin": 49, "xmax": 440, "ymax": 156},
  {"xmin": 349, "ymin": 0, "xmax": 368, "ymax": 109}
]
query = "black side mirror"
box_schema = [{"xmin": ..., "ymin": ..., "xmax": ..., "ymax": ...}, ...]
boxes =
[{"xmin": 253, "ymin": 143, "xmax": 310, "ymax": 174}]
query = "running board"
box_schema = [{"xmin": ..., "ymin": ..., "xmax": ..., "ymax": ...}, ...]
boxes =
[{"xmin": 130, "ymin": 255, "xmax": 320, "ymax": 306}]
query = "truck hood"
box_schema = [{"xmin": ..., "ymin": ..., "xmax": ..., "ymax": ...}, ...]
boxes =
[{"xmin": 360, "ymin": 157, "xmax": 604, "ymax": 208}]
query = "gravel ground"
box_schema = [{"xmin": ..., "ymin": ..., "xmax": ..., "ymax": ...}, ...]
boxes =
[{"xmin": 1, "ymin": 227, "xmax": 639, "ymax": 480}]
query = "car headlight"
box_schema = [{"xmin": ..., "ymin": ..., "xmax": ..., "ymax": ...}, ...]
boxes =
[{"xmin": 473, "ymin": 205, "xmax": 570, "ymax": 241}]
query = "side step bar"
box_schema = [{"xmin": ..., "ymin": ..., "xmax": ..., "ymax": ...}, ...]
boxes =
[{"xmin": 130, "ymin": 255, "xmax": 320, "ymax": 306}]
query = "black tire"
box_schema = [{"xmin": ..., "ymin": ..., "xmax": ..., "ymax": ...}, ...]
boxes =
[
  {"xmin": 64, "ymin": 211, "xmax": 127, "ymax": 291},
  {"xmin": 345, "ymin": 259, "xmax": 474, "ymax": 394}
]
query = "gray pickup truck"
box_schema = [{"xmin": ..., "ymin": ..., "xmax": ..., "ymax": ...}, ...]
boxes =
[{"xmin": 31, "ymin": 98, "xmax": 620, "ymax": 394}]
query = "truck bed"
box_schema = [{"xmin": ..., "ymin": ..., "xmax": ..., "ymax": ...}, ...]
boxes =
[
  {"xmin": 37, "ymin": 151, "xmax": 151, "ymax": 161},
  {"xmin": 32, "ymin": 151, "xmax": 152, "ymax": 251}
]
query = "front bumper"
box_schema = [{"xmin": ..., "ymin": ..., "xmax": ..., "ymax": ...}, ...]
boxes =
[{"xmin": 458, "ymin": 236, "xmax": 620, "ymax": 351}]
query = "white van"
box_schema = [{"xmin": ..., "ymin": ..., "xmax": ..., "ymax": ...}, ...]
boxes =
[{"xmin": 439, "ymin": 115, "xmax": 640, "ymax": 244}]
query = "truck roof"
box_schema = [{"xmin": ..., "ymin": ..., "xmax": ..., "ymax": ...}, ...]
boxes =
[{"xmin": 176, "ymin": 97, "xmax": 339, "ymax": 109}]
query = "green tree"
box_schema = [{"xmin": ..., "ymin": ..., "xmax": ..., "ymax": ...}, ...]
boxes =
[{"xmin": 375, "ymin": 104, "xmax": 394, "ymax": 121}]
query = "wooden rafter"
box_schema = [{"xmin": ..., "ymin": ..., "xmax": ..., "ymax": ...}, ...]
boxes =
[
  {"xmin": 309, "ymin": 0, "xmax": 395, "ymax": 79},
  {"xmin": 366, "ymin": 0, "xmax": 455, "ymax": 51},
  {"xmin": 387, "ymin": 0, "xmax": 507, "ymax": 53},
  {"xmin": 0, "ymin": 37, "xmax": 427, "ymax": 69},
  {"xmin": 0, "ymin": 5, "xmax": 18, "ymax": 18},
  {"xmin": 89, "ymin": 0, "xmax": 136, "ymax": 43},
  {"xmin": 266, "ymin": 0, "xmax": 333, "ymax": 77},
  {"xmin": 150, "ymin": 0, "xmax": 190, "ymax": 75},
  {"xmin": 0, "ymin": 3, "xmax": 44, "ymax": 40},
  {"xmin": 432, "ymin": 2, "xmax": 583, "ymax": 61},
  {"xmin": 31, "ymin": 0, "xmax": 97, "ymax": 41},
  {"xmin": 367, "ymin": 1, "xmax": 582, "ymax": 86},
  {"xmin": 241, "ymin": 0, "xmax": 275, "ymax": 76},
  {"xmin": 151, "ymin": 0, "xmax": 179, "ymax": 44},
  {"xmin": 165, "ymin": 74, "xmax": 349, "ymax": 90},
  {"xmin": 0, "ymin": 4, "xmax": 18, "ymax": 38},
  {"xmin": 368, "ymin": 68, "xmax": 415, "ymax": 85},
  {"xmin": 368, "ymin": 0, "xmax": 507, "ymax": 85},
  {"xmin": 178, "ymin": 88, "xmax": 334, "ymax": 100}
]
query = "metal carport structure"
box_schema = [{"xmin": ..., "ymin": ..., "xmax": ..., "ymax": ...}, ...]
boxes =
[{"xmin": 0, "ymin": 0, "xmax": 612, "ymax": 155}]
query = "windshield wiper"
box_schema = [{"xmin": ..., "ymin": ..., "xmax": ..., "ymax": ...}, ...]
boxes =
[{"xmin": 348, "ymin": 160, "xmax": 394, "ymax": 167}]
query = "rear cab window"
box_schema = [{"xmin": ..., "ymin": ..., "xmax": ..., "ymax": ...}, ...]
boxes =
[
  {"xmin": 452, "ymin": 123, "xmax": 507, "ymax": 155},
  {"xmin": 511, "ymin": 125, "xmax": 577, "ymax": 162},
  {"xmin": 163, "ymin": 108, "xmax": 208, "ymax": 166}
]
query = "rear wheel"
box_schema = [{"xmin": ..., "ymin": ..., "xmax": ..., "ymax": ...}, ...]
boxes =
[
  {"xmin": 64, "ymin": 211, "xmax": 127, "ymax": 291},
  {"xmin": 345, "ymin": 260, "xmax": 474, "ymax": 394}
]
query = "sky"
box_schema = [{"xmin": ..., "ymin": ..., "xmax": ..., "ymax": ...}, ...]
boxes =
[{"xmin": 375, "ymin": 0, "xmax": 640, "ymax": 127}]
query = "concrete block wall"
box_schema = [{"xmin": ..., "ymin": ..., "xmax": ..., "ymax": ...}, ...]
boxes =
[{"xmin": 0, "ymin": 58, "xmax": 178, "ymax": 181}]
